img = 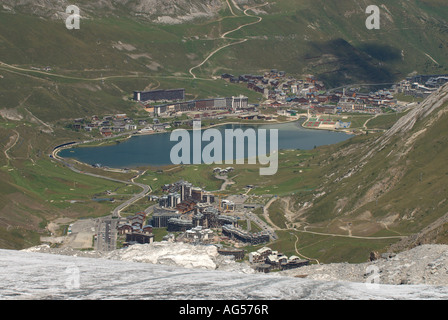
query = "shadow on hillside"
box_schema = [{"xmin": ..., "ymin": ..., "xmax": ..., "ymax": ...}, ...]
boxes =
[
  {"xmin": 304, "ymin": 39, "xmax": 401, "ymax": 88},
  {"xmin": 358, "ymin": 43, "xmax": 402, "ymax": 62}
]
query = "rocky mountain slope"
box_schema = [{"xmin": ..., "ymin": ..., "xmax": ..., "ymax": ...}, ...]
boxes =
[
  {"xmin": 1, "ymin": 0, "xmax": 250, "ymax": 23},
  {"xmin": 22, "ymin": 241, "xmax": 448, "ymax": 286},
  {"xmin": 281, "ymin": 244, "xmax": 448, "ymax": 286},
  {"xmin": 1, "ymin": 0, "xmax": 446, "ymax": 83},
  {"xmin": 290, "ymin": 83, "xmax": 448, "ymax": 256}
]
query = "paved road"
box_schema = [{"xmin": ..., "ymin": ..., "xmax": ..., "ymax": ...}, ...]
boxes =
[
  {"xmin": 51, "ymin": 146, "xmax": 151, "ymax": 217},
  {"xmin": 95, "ymin": 218, "xmax": 118, "ymax": 251},
  {"xmin": 292, "ymin": 227, "xmax": 406, "ymax": 240},
  {"xmin": 262, "ymin": 196, "xmax": 281, "ymax": 230},
  {"xmin": 214, "ymin": 174, "xmax": 237, "ymax": 191},
  {"xmin": 96, "ymin": 202, "xmax": 157, "ymax": 252},
  {"xmin": 245, "ymin": 211, "xmax": 278, "ymax": 241},
  {"xmin": 51, "ymin": 144, "xmax": 152, "ymax": 251},
  {"xmin": 112, "ymin": 180, "xmax": 151, "ymax": 218}
]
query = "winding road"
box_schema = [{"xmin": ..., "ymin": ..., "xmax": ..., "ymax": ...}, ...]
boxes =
[
  {"xmin": 51, "ymin": 141, "xmax": 154, "ymax": 252},
  {"xmin": 292, "ymin": 233, "xmax": 320, "ymax": 264},
  {"xmin": 259, "ymin": 194, "xmax": 406, "ymax": 262},
  {"xmin": 0, "ymin": 60, "xmax": 213, "ymax": 83},
  {"xmin": 189, "ymin": 2, "xmax": 268, "ymax": 79},
  {"xmin": 4, "ymin": 130, "xmax": 19, "ymax": 163},
  {"xmin": 225, "ymin": 0, "xmax": 237, "ymax": 16},
  {"xmin": 363, "ymin": 113, "xmax": 380, "ymax": 130},
  {"xmin": 0, "ymin": 2, "xmax": 268, "ymax": 83},
  {"xmin": 291, "ymin": 227, "xmax": 407, "ymax": 240},
  {"xmin": 51, "ymin": 143, "xmax": 151, "ymax": 219}
]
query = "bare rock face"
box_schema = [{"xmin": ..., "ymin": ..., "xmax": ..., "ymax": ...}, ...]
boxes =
[
  {"xmin": 379, "ymin": 83, "xmax": 448, "ymax": 146},
  {"xmin": 1, "ymin": 0, "xmax": 231, "ymax": 23},
  {"xmin": 369, "ymin": 251, "xmax": 380, "ymax": 261},
  {"xmin": 281, "ymin": 244, "xmax": 448, "ymax": 286},
  {"xmin": 2, "ymin": 0, "xmax": 109, "ymax": 19},
  {"xmin": 129, "ymin": 0, "xmax": 223, "ymax": 17}
]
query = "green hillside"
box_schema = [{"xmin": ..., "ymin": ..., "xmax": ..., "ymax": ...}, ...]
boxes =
[
  {"xmin": 285, "ymin": 84, "xmax": 448, "ymax": 259},
  {"xmin": 0, "ymin": 0, "xmax": 446, "ymax": 122},
  {"xmin": 0, "ymin": 0, "xmax": 447, "ymax": 254}
]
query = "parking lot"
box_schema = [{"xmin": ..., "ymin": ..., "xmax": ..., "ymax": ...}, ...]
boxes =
[{"xmin": 62, "ymin": 219, "xmax": 97, "ymax": 249}]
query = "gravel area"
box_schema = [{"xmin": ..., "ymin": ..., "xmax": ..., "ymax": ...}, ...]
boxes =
[
  {"xmin": 280, "ymin": 244, "xmax": 448, "ymax": 285},
  {"xmin": 23, "ymin": 243, "xmax": 448, "ymax": 286}
]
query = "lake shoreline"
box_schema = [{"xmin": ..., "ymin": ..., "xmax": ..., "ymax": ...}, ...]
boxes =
[
  {"xmin": 69, "ymin": 119, "xmax": 304, "ymax": 149},
  {"xmin": 68, "ymin": 117, "xmax": 354, "ymax": 150},
  {"xmin": 56, "ymin": 119, "xmax": 354, "ymax": 170}
]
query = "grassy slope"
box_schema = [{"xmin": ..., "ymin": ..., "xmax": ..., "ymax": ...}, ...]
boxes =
[
  {"xmin": 207, "ymin": 0, "xmax": 448, "ymax": 84},
  {"xmin": 0, "ymin": 0, "xmax": 446, "ymax": 123},
  {"xmin": 0, "ymin": 11, "xmax": 263, "ymax": 122},
  {"xmin": 135, "ymin": 164, "xmax": 223, "ymax": 194},
  {"xmin": 281, "ymin": 97, "xmax": 448, "ymax": 260},
  {"xmin": 0, "ymin": 116, "xmax": 135, "ymax": 249},
  {"xmin": 0, "ymin": 0, "xmax": 447, "ymax": 255},
  {"xmin": 0, "ymin": 100, "xmax": 440, "ymax": 261}
]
